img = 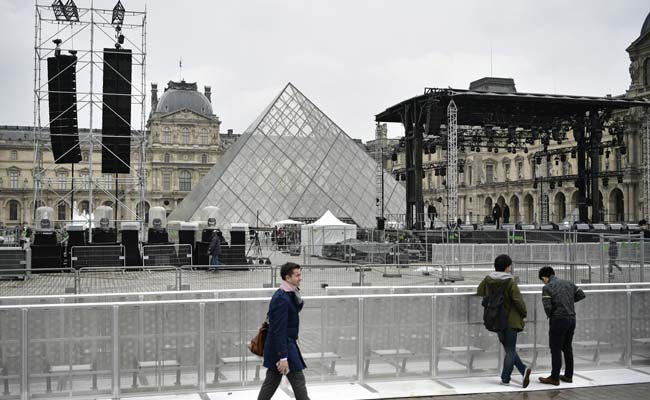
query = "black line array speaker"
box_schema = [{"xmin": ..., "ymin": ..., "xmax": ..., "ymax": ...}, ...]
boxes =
[
  {"xmin": 102, "ymin": 48, "xmax": 132, "ymax": 173},
  {"xmin": 47, "ymin": 54, "xmax": 82, "ymax": 164}
]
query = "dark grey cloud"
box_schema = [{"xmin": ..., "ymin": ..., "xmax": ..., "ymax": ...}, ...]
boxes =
[{"xmin": 0, "ymin": 0, "xmax": 647, "ymax": 141}]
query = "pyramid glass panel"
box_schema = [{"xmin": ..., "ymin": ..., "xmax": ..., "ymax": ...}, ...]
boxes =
[{"xmin": 169, "ymin": 83, "xmax": 405, "ymax": 228}]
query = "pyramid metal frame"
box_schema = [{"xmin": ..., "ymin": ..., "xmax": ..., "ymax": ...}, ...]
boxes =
[{"xmin": 170, "ymin": 83, "xmax": 405, "ymax": 228}]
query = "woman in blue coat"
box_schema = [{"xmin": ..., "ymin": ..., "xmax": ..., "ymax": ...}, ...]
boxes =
[{"xmin": 258, "ymin": 262, "xmax": 309, "ymax": 400}]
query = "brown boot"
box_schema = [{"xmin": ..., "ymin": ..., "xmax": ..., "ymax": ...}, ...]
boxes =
[{"xmin": 539, "ymin": 376, "xmax": 560, "ymax": 386}]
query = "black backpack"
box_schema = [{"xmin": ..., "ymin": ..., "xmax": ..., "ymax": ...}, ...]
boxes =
[{"xmin": 481, "ymin": 280, "xmax": 510, "ymax": 332}]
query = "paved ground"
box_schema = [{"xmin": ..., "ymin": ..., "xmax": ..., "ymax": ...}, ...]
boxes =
[{"xmin": 403, "ymin": 382, "xmax": 650, "ymax": 400}]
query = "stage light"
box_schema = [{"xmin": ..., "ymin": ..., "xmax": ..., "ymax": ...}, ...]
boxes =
[
  {"xmin": 112, "ymin": 0, "xmax": 125, "ymax": 25},
  {"xmin": 53, "ymin": 38, "xmax": 62, "ymax": 56},
  {"xmin": 63, "ymin": 0, "xmax": 79, "ymax": 22}
]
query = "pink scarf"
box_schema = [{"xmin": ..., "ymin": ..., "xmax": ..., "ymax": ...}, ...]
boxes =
[{"xmin": 279, "ymin": 280, "xmax": 296, "ymax": 292}]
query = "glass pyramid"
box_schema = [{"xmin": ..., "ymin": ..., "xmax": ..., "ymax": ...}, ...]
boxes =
[{"xmin": 169, "ymin": 83, "xmax": 405, "ymax": 228}]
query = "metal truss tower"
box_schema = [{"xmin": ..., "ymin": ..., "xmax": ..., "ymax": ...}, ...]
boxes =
[
  {"xmin": 33, "ymin": 0, "xmax": 147, "ymax": 241},
  {"xmin": 644, "ymin": 112, "xmax": 650, "ymax": 221},
  {"xmin": 374, "ymin": 123, "xmax": 388, "ymax": 223},
  {"xmin": 446, "ymin": 100, "xmax": 458, "ymax": 225}
]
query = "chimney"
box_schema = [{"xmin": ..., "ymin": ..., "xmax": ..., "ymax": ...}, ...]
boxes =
[
  {"xmin": 204, "ymin": 86, "xmax": 212, "ymax": 102},
  {"xmin": 151, "ymin": 83, "xmax": 158, "ymax": 112}
]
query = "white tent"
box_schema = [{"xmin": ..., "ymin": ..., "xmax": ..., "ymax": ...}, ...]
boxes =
[{"xmin": 300, "ymin": 210, "xmax": 357, "ymax": 257}]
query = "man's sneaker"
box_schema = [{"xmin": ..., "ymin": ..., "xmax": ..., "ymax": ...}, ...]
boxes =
[
  {"xmin": 539, "ymin": 376, "xmax": 560, "ymax": 386},
  {"xmin": 560, "ymin": 375, "xmax": 573, "ymax": 383},
  {"xmin": 500, "ymin": 380, "xmax": 510, "ymax": 386},
  {"xmin": 523, "ymin": 368, "xmax": 532, "ymax": 388}
]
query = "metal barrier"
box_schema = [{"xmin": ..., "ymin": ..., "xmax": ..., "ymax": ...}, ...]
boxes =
[
  {"xmin": 77, "ymin": 266, "xmax": 180, "ymax": 293},
  {"xmin": 0, "ymin": 268, "xmax": 77, "ymax": 296},
  {"xmin": 142, "ymin": 244, "xmax": 192, "ymax": 267},
  {"xmin": 70, "ymin": 245, "xmax": 125, "ymax": 269},
  {"xmin": 0, "ymin": 247, "xmax": 29, "ymax": 278},
  {"xmin": 513, "ymin": 260, "xmax": 592, "ymax": 284},
  {"xmin": 0, "ymin": 288, "xmax": 648, "ymax": 398}
]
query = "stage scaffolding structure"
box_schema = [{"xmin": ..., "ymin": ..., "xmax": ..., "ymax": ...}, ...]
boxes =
[
  {"xmin": 446, "ymin": 100, "xmax": 458, "ymax": 225},
  {"xmin": 32, "ymin": 0, "xmax": 147, "ymax": 241},
  {"xmin": 644, "ymin": 112, "xmax": 650, "ymax": 221}
]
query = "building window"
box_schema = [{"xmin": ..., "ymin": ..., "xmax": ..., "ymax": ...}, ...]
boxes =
[
  {"xmin": 179, "ymin": 170, "xmax": 191, "ymax": 191},
  {"xmin": 485, "ymin": 164, "xmax": 494, "ymax": 183},
  {"xmin": 517, "ymin": 161, "xmax": 523, "ymax": 179},
  {"xmin": 10, "ymin": 150, "xmax": 17, "ymax": 161},
  {"xmin": 80, "ymin": 200, "xmax": 89, "ymax": 214},
  {"xmin": 427, "ymin": 172, "xmax": 432, "ymax": 189},
  {"xmin": 80, "ymin": 173, "xmax": 90, "ymax": 190},
  {"xmin": 57, "ymin": 172, "xmax": 66, "ymax": 190},
  {"xmin": 9, "ymin": 170, "xmax": 19, "ymax": 189},
  {"xmin": 201, "ymin": 154, "xmax": 208, "ymax": 164},
  {"xmin": 8, "ymin": 200, "xmax": 19, "ymax": 221},
  {"xmin": 162, "ymin": 172, "xmax": 171, "ymax": 191},
  {"xmin": 181, "ymin": 128, "xmax": 190, "ymax": 145},
  {"xmin": 164, "ymin": 153, "xmax": 171, "ymax": 163},
  {"xmin": 468, "ymin": 166, "xmax": 473, "ymax": 185},
  {"xmin": 200, "ymin": 129, "xmax": 208, "ymax": 145},
  {"xmin": 163, "ymin": 127, "xmax": 171, "ymax": 144},
  {"xmin": 615, "ymin": 148, "xmax": 623, "ymax": 170},
  {"xmin": 103, "ymin": 174, "xmax": 113, "ymax": 190},
  {"xmin": 58, "ymin": 202, "xmax": 66, "ymax": 220},
  {"xmin": 504, "ymin": 162, "xmax": 511, "ymax": 181},
  {"xmin": 562, "ymin": 161, "xmax": 569, "ymax": 176},
  {"xmin": 82, "ymin": 151, "xmax": 89, "ymax": 161},
  {"xmin": 645, "ymin": 58, "xmax": 650, "ymax": 87}
]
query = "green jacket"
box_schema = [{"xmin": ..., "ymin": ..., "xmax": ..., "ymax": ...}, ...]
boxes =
[{"xmin": 476, "ymin": 272, "xmax": 527, "ymax": 331}]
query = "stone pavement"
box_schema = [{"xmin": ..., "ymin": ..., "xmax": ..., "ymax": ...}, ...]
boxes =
[{"xmin": 402, "ymin": 382, "xmax": 650, "ymax": 400}]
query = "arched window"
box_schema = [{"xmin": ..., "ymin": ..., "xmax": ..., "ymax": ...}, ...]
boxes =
[
  {"xmin": 57, "ymin": 202, "xmax": 66, "ymax": 220},
  {"xmin": 8, "ymin": 200, "xmax": 19, "ymax": 221},
  {"xmin": 164, "ymin": 153, "xmax": 171, "ymax": 163},
  {"xmin": 200, "ymin": 129, "xmax": 208, "ymax": 145},
  {"xmin": 645, "ymin": 58, "xmax": 650, "ymax": 87},
  {"xmin": 10, "ymin": 150, "xmax": 17, "ymax": 161},
  {"xmin": 80, "ymin": 200, "xmax": 90, "ymax": 215},
  {"xmin": 179, "ymin": 170, "xmax": 191, "ymax": 191},
  {"xmin": 181, "ymin": 127, "xmax": 190, "ymax": 145},
  {"xmin": 201, "ymin": 154, "xmax": 208, "ymax": 164}
]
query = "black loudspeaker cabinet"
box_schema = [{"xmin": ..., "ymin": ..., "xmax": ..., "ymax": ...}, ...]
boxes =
[
  {"xmin": 102, "ymin": 48, "xmax": 132, "ymax": 173},
  {"xmin": 91, "ymin": 228, "xmax": 118, "ymax": 244},
  {"xmin": 66, "ymin": 230, "xmax": 86, "ymax": 269},
  {"xmin": 146, "ymin": 228, "xmax": 169, "ymax": 245},
  {"xmin": 31, "ymin": 245, "xmax": 64, "ymax": 271},
  {"xmin": 226, "ymin": 230, "xmax": 246, "ymax": 265},
  {"xmin": 120, "ymin": 230, "xmax": 142, "ymax": 266},
  {"xmin": 47, "ymin": 54, "xmax": 82, "ymax": 164},
  {"xmin": 33, "ymin": 232, "xmax": 58, "ymax": 246},
  {"xmin": 195, "ymin": 242, "xmax": 210, "ymax": 266}
]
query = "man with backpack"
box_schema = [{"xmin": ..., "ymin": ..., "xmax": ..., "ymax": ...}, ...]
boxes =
[
  {"xmin": 477, "ymin": 254, "xmax": 532, "ymax": 387},
  {"xmin": 537, "ymin": 266, "xmax": 586, "ymax": 386}
]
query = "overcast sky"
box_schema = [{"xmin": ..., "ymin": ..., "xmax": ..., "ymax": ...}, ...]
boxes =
[{"xmin": 0, "ymin": 0, "xmax": 648, "ymax": 142}]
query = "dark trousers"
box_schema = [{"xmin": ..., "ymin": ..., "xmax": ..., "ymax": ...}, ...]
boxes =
[
  {"xmin": 497, "ymin": 328, "xmax": 527, "ymax": 382},
  {"xmin": 257, "ymin": 368, "xmax": 309, "ymax": 400},
  {"xmin": 549, "ymin": 318, "xmax": 576, "ymax": 380}
]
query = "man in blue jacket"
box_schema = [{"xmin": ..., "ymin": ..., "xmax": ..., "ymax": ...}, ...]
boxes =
[{"xmin": 258, "ymin": 262, "xmax": 309, "ymax": 400}]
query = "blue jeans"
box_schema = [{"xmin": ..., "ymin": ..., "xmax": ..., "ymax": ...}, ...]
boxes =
[
  {"xmin": 210, "ymin": 255, "xmax": 221, "ymax": 266},
  {"xmin": 497, "ymin": 328, "xmax": 527, "ymax": 383}
]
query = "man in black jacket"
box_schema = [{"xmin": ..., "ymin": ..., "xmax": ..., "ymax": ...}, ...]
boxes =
[{"xmin": 538, "ymin": 266, "xmax": 586, "ymax": 386}]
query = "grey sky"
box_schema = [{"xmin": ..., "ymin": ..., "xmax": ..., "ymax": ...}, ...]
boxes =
[{"xmin": 0, "ymin": 0, "xmax": 648, "ymax": 142}]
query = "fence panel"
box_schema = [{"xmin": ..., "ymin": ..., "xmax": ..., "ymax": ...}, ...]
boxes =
[
  {"xmin": 71, "ymin": 245, "xmax": 125, "ymax": 269},
  {"xmin": 143, "ymin": 244, "xmax": 192, "ymax": 268},
  {"xmin": 78, "ymin": 266, "xmax": 179, "ymax": 293}
]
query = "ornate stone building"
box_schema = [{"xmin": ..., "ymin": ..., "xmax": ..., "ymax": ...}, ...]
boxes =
[
  {"xmin": 0, "ymin": 80, "xmax": 239, "ymax": 228},
  {"xmin": 385, "ymin": 13, "xmax": 650, "ymax": 225}
]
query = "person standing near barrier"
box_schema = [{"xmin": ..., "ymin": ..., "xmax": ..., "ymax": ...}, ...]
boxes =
[
  {"xmin": 608, "ymin": 239, "xmax": 622, "ymax": 274},
  {"xmin": 208, "ymin": 230, "xmax": 222, "ymax": 267},
  {"xmin": 258, "ymin": 262, "xmax": 309, "ymax": 400},
  {"xmin": 538, "ymin": 266, "xmax": 586, "ymax": 386},
  {"xmin": 477, "ymin": 254, "xmax": 532, "ymax": 387}
]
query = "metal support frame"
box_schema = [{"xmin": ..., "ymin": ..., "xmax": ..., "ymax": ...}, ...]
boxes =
[
  {"xmin": 374, "ymin": 123, "xmax": 387, "ymax": 228},
  {"xmin": 32, "ymin": 1, "xmax": 147, "ymax": 241},
  {"xmin": 446, "ymin": 100, "xmax": 458, "ymax": 225},
  {"xmin": 644, "ymin": 112, "xmax": 650, "ymax": 221}
]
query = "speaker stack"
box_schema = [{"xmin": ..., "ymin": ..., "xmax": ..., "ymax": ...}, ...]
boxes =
[
  {"xmin": 47, "ymin": 51, "xmax": 82, "ymax": 164},
  {"xmin": 102, "ymin": 48, "xmax": 132, "ymax": 174}
]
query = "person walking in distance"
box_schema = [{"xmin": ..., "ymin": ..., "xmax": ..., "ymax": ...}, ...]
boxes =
[
  {"xmin": 208, "ymin": 230, "xmax": 222, "ymax": 267},
  {"xmin": 538, "ymin": 266, "xmax": 586, "ymax": 386},
  {"xmin": 608, "ymin": 239, "xmax": 622, "ymax": 274},
  {"xmin": 258, "ymin": 262, "xmax": 309, "ymax": 400},
  {"xmin": 477, "ymin": 254, "xmax": 532, "ymax": 387}
]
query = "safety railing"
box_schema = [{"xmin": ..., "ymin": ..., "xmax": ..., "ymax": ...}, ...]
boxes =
[
  {"xmin": 142, "ymin": 244, "xmax": 192, "ymax": 268},
  {"xmin": 0, "ymin": 288, "xmax": 648, "ymax": 399},
  {"xmin": 70, "ymin": 245, "xmax": 125, "ymax": 270}
]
